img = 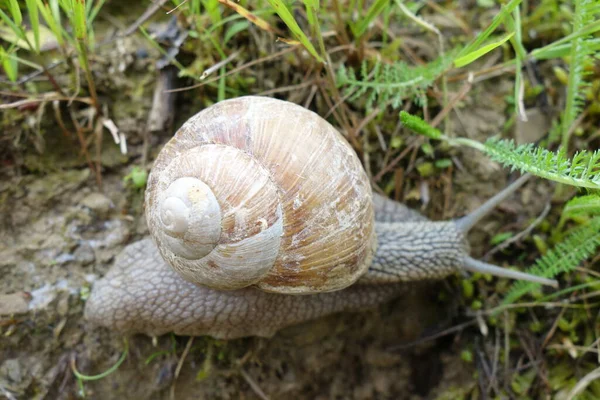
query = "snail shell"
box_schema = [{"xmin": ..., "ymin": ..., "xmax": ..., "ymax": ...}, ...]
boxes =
[{"xmin": 145, "ymin": 96, "xmax": 375, "ymax": 294}]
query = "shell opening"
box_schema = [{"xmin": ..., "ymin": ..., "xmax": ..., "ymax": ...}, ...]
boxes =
[{"xmin": 158, "ymin": 177, "xmax": 222, "ymax": 260}]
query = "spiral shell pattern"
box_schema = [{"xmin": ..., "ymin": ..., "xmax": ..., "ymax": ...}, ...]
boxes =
[{"xmin": 146, "ymin": 96, "xmax": 375, "ymax": 294}]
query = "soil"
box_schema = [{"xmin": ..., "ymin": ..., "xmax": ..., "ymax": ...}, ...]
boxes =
[
  {"xmin": 0, "ymin": 82, "xmax": 554, "ymax": 400},
  {"xmin": 0, "ymin": 6, "xmax": 560, "ymax": 400}
]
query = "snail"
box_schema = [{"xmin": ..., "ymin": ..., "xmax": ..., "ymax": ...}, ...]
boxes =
[{"xmin": 84, "ymin": 96, "xmax": 557, "ymax": 339}]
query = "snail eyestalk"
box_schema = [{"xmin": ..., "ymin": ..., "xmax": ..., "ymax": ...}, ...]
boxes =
[
  {"xmin": 452, "ymin": 173, "xmax": 558, "ymax": 287},
  {"xmin": 455, "ymin": 173, "xmax": 532, "ymax": 233},
  {"xmin": 462, "ymin": 257, "xmax": 558, "ymax": 288}
]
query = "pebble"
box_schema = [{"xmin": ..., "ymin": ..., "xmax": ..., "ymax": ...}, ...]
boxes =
[
  {"xmin": 80, "ymin": 193, "xmax": 113, "ymax": 218},
  {"xmin": 0, "ymin": 359, "xmax": 23, "ymax": 383},
  {"xmin": 74, "ymin": 243, "xmax": 96, "ymax": 265},
  {"xmin": 0, "ymin": 292, "xmax": 32, "ymax": 316}
]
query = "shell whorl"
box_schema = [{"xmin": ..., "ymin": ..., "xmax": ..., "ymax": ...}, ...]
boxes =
[{"xmin": 145, "ymin": 96, "xmax": 375, "ymax": 294}]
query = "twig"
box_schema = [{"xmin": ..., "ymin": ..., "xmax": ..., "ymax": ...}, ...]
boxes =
[
  {"xmin": 0, "ymin": 94, "xmax": 93, "ymax": 109},
  {"xmin": 430, "ymin": 72, "xmax": 473, "ymax": 128},
  {"xmin": 257, "ymin": 79, "xmax": 318, "ymax": 96},
  {"xmin": 389, "ymin": 319, "xmax": 477, "ymax": 350},
  {"xmin": 200, "ymin": 50, "xmax": 241, "ymax": 80},
  {"xmin": 239, "ymin": 368, "xmax": 270, "ymax": 400},
  {"xmin": 170, "ymin": 336, "xmax": 195, "ymax": 400},
  {"xmin": 123, "ymin": 0, "xmax": 171, "ymax": 37},
  {"xmin": 566, "ymin": 366, "xmax": 600, "ymax": 400},
  {"xmin": 483, "ymin": 201, "xmax": 552, "ymax": 260},
  {"xmin": 541, "ymin": 306, "xmax": 567, "ymax": 349},
  {"xmin": 167, "ymin": 46, "xmax": 298, "ymax": 93}
]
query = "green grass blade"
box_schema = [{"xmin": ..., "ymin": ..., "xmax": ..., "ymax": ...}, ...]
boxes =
[
  {"xmin": 25, "ymin": 0, "xmax": 40, "ymax": 52},
  {"xmin": 454, "ymin": 32, "xmax": 514, "ymax": 68},
  {"xmin": 36, "ymin": 0, "xmax": 64, "ymax": 47},
  {"xmin": 203, "ymin": 0, "xmax": 222, "ymax": 26},
  {"xmin": 0, "ymin": 45, "xmax": 43, "ymax": 71},
  {"xmin": 458, "ymin": 0, "xmax": 521, "ymax": 58},
  {"xmin": 0, "ymin": 46, "xmax": 19, "ymax": 81},
  {"xmin": 190, "ymin": 0, "xmax": 201, "ymax": 15},
  {"xmin": 139, "ymin": 26, "xmax": 187, "ymax": 72},
  {"xmin": 507, "ymin": 7, "xmax": 526, "ymax": 120},
  {"xmin": 350, "ymin": 0, "xmax": 388, "ymax": 39},
  {"xmin": 0, "ymin": 9, "xmax": 24, "ymax": 42},
  {"xmin": 72, "ymin": 339, "xmax": 129, "ymax": 381},
  {"xmin": 7, "ymin": 0, "xmax": 23, "ymax": 26},
  {"xmin": 71, "ymin": 0, "xmax": 87, "ymax": 40},
  {"xmin": 532, "ymin": 20, "xmax": 600, "ymax": 58},
  {"xmin": 302, "ymin": 0, "xmax": 319, "ymax": 29},
  {"xmin": 224, "ymin": 20, "xmax": 250, "ymax": 45},
  {"xmin": 85, "ymin": 0, "xmax": 93, "ymax": 16},
  {"xmin": 88, "ymin": 0, "xmax": 107, "ymax": 26},
  {"xmin": 266, "ymin": 0, "xmax": 324, "ymax": 63}
]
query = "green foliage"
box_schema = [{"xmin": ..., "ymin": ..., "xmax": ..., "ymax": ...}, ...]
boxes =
[
  {"xmin": 562, "ymin": 194, "xmax": 600, "ymax": 220},
  {"xmin": 266, "ymin": 0, "xmax": 323, "ymax": 62},
  {"xmin": 348, "ymin": 0, "xmax": 389, "ymax": 40},
  {"xmin": 454, "ymin": 32, "xmax": 514, "ymax": 68},
  {"xmin": 501, "ymin": 217, "xmax": 600, "ymax": 304},
  {"xmin": 123, "ymin": 166, "xmax": 148, "ymax": 190},
  {"xmin": 337, "ymin": 52, "xmax": 455, "ymax": 110},
  {"xmin": 560, "ymin": 0, "xmax": 599, "ymax": 148},
  {"xmin": 456, "ymin": 0, "xmax": 522, "ymax": 59},
  {"xmin": 400, "ymin": 112, "xmax": 600, "ymax": 189},
  {"xmin": 0, "ymin": 0, "xmax": 106, "ymax": 81},
  {"xmin": 399, "ymin": 111, "xmax": 442, "ymax": 139},
  {"xmin": 0, "ymin": 45, "xmax": 18, "ymax": 81},
  {"xmin": 72, "ymin": 338, "xmax": 129, "ymax": 398},
  {"xmin": 483, "ymin": 139, "xmax": 600, "ymax": 190}
]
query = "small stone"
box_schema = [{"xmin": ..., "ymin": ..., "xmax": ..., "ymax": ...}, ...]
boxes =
[
  {"xmin": 101, "ymin": 220, "xmax": 130, "ymax": 248},
  {"xmin": 74, "ymin": 243, "xmax": 95, "ymax": 265},
  {"xmin": 515, "ymin": 108, "xmax": 551, "ymax": 145},
  {"xmin": 0, "ymin": 292, "xmax": 31, "ymax": 315},
  {"xmin": 81, "ymin": 192, "xmax": 113, "ymax": 218},
  {"xmin": 0, "ymin": 359, "xmax": 23, "ymax": 383}
]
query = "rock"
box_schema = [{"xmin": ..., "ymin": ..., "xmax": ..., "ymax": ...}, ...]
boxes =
[
  {"xmin": 101, "ymin": 220, "xmax": 130, "ymax": 248},
  {"xmin": 0, "ymin": 359, "xmax": 23, "ymax": 383},
  {"xmin": 81, "ymin": 193, "xmax": 113, "ymax": 218},
  {"xmin": 74, "ymin": 243, "xmax": 96, "ymax": 266},
  {"xmin": 515, "ymin": 108, "xmax": 551, "ymax": 144},
  {"xmin": 0, "ymin": 292, "xmax": 31, "ymax": 316}
]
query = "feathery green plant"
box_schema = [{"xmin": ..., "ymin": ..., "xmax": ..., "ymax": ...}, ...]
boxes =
[
  {"xmin": 400, "ymin": 111, "xmax": 600, "ymax": 190},
  {"xmin": 560, "ymin": 0, "xmax": 598, "ymax": 148},
  {"xmin": 337, "ymin": 52, "xmax": 456, "ymax": 110},
  {"xmin": 562, "ymin": 194, "xmax": 600, "ymax": 220},
  {"xmin": 484, "ymin": 139, "xmax": 600, "ymax": 190},
  {"xmin": 501, "ymin": 217, "xmax": 600, "ymax": 305},
  {"xmin": 393, "ymin": 1, "xmax": 600, "ymax": 307},
  {"xmin": 400, "ymin": 111, "xmax": 600, "ymax": 305}
]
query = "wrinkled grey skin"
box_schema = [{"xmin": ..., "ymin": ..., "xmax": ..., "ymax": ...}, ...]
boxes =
[{"xmin": 85, "ymin": 194, "xmax": 469, "ymax": 339}]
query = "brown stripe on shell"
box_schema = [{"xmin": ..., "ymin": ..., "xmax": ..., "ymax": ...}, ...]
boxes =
[{"xmin": 240, "ymin": 98, "xmax": 374, "ymax": 293}]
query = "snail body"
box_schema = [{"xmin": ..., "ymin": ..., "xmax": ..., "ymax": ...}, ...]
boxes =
[{"xmin": 85, "ymin": 96, "xmax": 556, "ymax": 339}]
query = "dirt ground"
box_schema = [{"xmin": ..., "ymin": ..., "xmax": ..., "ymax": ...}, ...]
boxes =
[
  {"xmin": 0, "ymin": 4, "xmax": 566, "ymax": 398},
  {"xmin": 0, "ymin": 78, "xmax": 557, "ymax": 399}
]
